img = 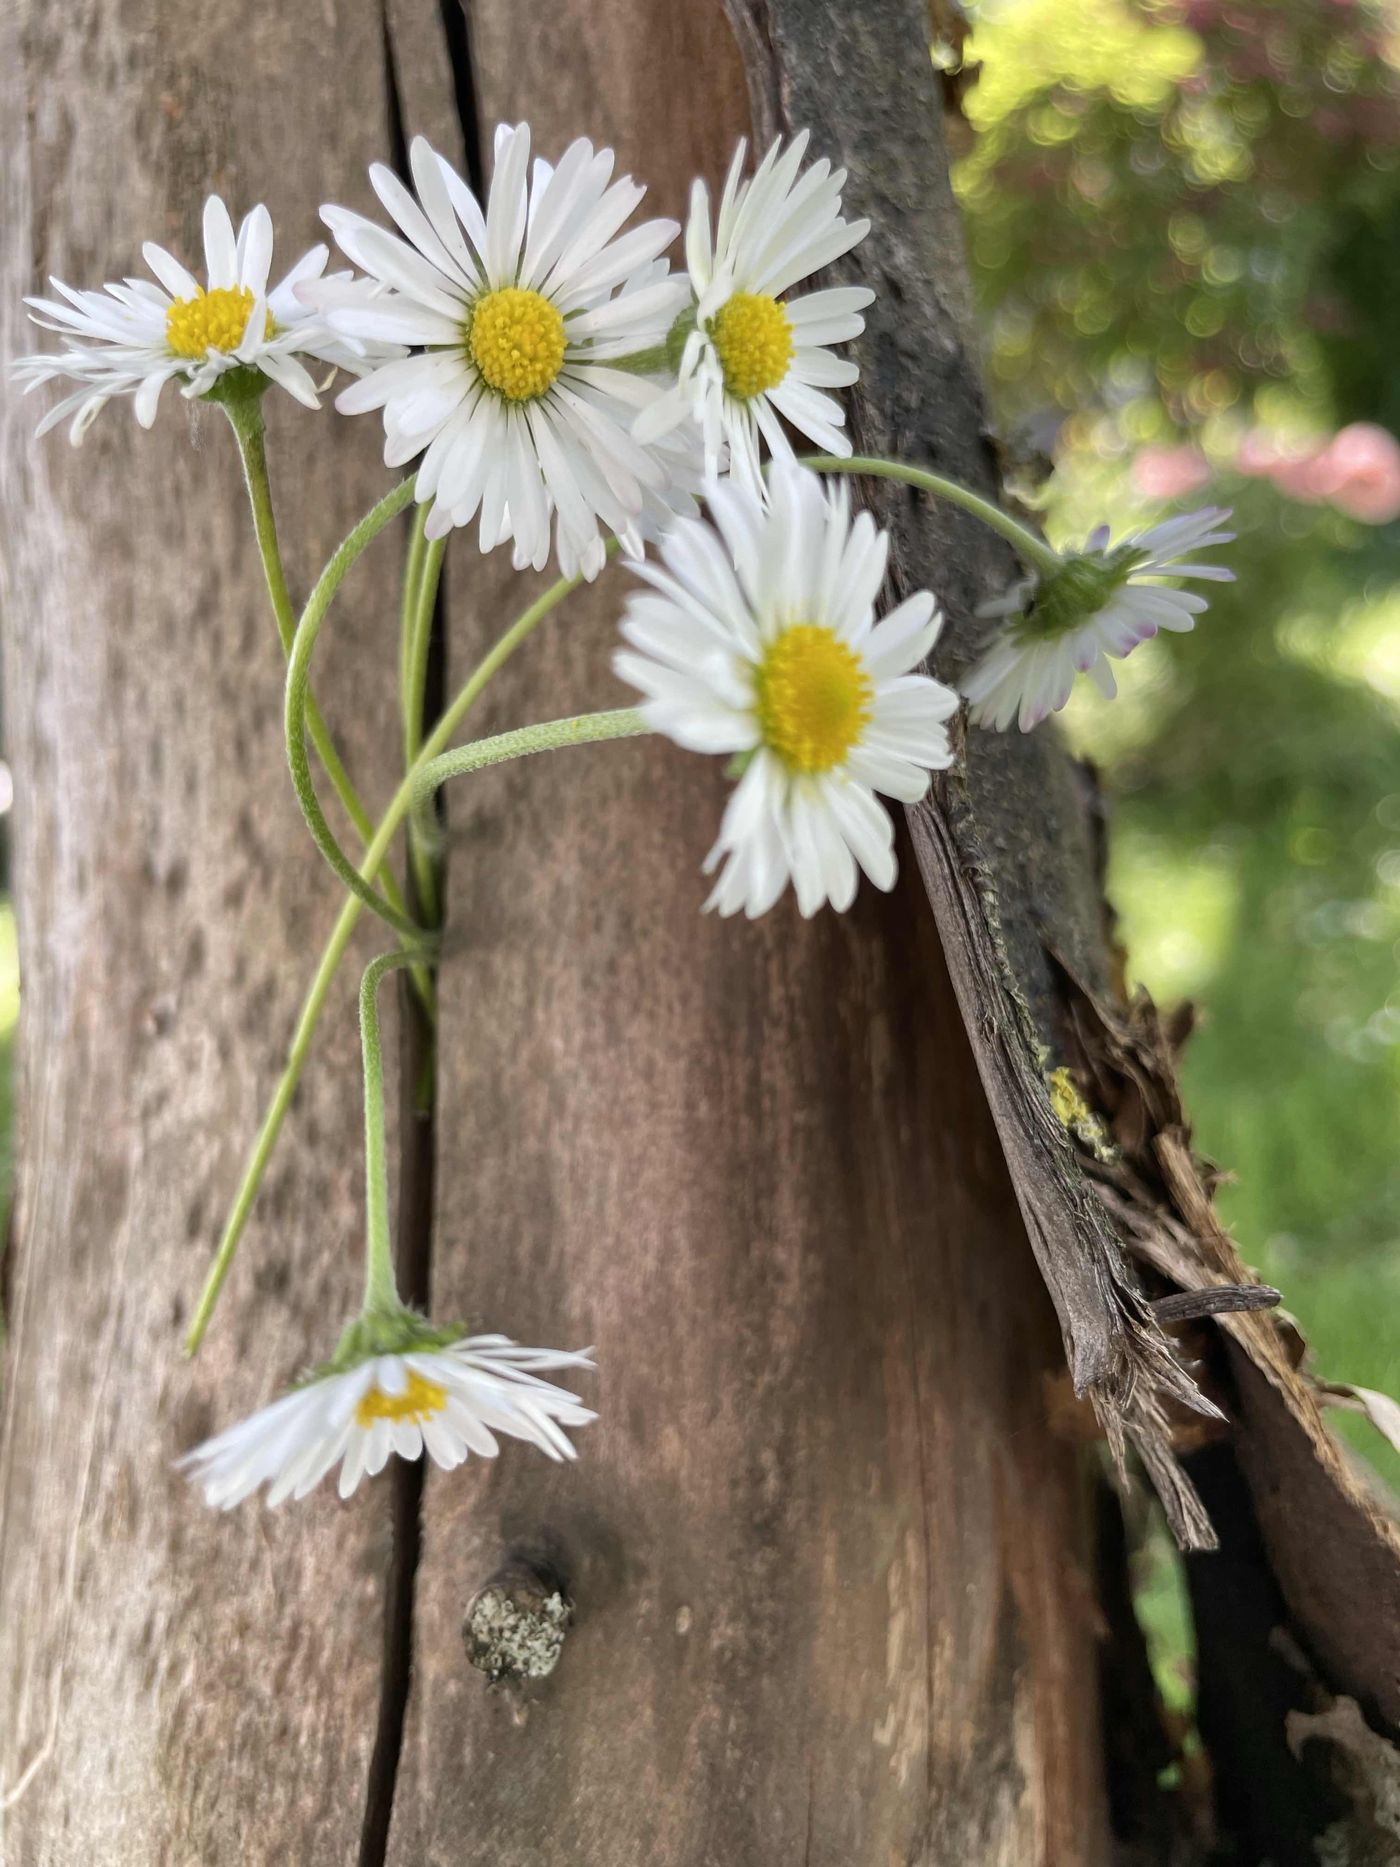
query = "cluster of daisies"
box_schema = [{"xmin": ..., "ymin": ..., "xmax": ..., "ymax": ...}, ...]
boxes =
[{"xmin": 17, "ymin": 124, "xmax": 1234, "ymax": 1509}]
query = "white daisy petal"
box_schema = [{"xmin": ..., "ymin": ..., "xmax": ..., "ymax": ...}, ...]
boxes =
[
  {"xmin": 616, "ymin": 462, "xmax": 954, "ymax": 918},
  {"xmin": 202, "ymin": 196, "xmax": 239, "ymax": 289},
  {"xmin": 235, "ymin": 204, "xmax": 275, "ymax": 298},
  {"xmin": 961, "ymin": 505, "xmax": 1234, "ymax": 732},
  {"xmin": 140, "ymin": 243, "xmax": 197, "ymax": 302},
  {"xmin": 317, "ymin": 127, "xmax": 685, "ymax": 574},
  {"xmin": 181, "ymin": 1329, "xmax": 595, "ymax": 1508},
  {"xmin": 17, "ymin": 196, "xmax": 385, "ymax": 437}
]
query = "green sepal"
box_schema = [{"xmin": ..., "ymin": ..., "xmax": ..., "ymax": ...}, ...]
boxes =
[
  {"xmin": 297, "ymin": 1302, "xmax": 467, "ymax": 1386},
  {"xmin": 1014, "ymin": 543, "xmax": 1144, "ymax": 643},
  {"xmin": 724, "ymin": 748, "xmax": 757, "ymax": 781},
  {"xmin": 665, "ymin": 301, "xmax": 699, "ymax": 375},
  {"xmin": 201, "ymin": 364, "xmax": 272, "ymax": 412}
]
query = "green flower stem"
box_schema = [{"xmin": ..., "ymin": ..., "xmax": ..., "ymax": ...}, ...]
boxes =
[
  {"xmin": 224, "ymin": 399, "xmax": 412, "ymax": 931},
  {"xmin": 398, "ymin": 502, "xmax": 430, "ymax": 721},
  {"xmin": 359, "ymin": 950, "xmax": 426, "ymax": 1316},
  {"xmin": 800, "ymin": 453, "xmax": 1063, "ymax": 577},
  {"xmin": 403, "ymin": 529, "xmax": 447, "ymax": 926},
  {"xmin": 413, "ymin": 708, "xmax": 651, "ymax": 807},
  {"xmin": 284, "ymin": 480, "xmax": 424, "ymax": 938},
  {"xmin": 185, "ymin": 555, "xmax": 607, "ymax": 1356}
]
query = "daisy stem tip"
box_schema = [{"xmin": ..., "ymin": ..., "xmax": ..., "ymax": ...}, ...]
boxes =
[{"xmin": 799, "ymin": 455, "xmax": 1063, "ymax": 577}]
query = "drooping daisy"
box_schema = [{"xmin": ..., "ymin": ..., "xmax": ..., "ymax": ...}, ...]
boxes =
[
  {"xmin": 615, "ymin": 462, "xmax": 957, "ymax": 918},
  {"xmin": 314, "ymin": 126, "xmax": 687, "ymax": 579},
  {"xmin": 14, "ymin": 198, "xmax": 389, "ymax": 443},
  {"xmin": 633, "ymin": 133, "xmax": 874, "ymax": 495},
  {"xmin": 960, "ymin": 507, "xmax": 1236, "ymax": 733},
  {"xmin": 181, "ymin": 1332, "xmax": 595, "ymax": 1509}
]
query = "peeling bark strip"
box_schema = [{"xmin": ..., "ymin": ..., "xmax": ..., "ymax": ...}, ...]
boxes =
[
  {"xmin": 729, "ymin": 0, "xmax": 1400, "ymax": 1800},
  {"xmin": 1064, "ymin": 972, "xmax": 1400, "ymax": 1739},
  {"xmin": 722, "ymin": 0, "xmax": 1217, "ymax": 1549}
]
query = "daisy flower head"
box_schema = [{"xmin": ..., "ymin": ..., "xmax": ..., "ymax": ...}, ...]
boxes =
[
  {"xmin": 633, "ymin": 132, "xmax": 874, "ymax": 495},
  {"xmin": 961, "ymin": 506, "xmax": 1236, "ymax": 733},
  {"xmin": 14, "ymin": 197, "xmax": 390, "ymax": 444},
  {"xmin": 181, "ymin": 1328, "xmax": 595, "ymax": 1509},
  {"xmin": 615, "ymin": 461, "xmax": 958, "ymax": 918},
  {"xmin": 315, "ymin": 126, "xmax": 687, "ymax": 579}
]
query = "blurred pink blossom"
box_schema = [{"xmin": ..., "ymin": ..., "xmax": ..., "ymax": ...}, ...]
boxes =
[
  {"xmin": 1233, "ymin": 423, "xmax": 1400, "ymax": 524},
  {"xmin": 1235, "ymin": 428, "xmax": 1288, "ymax": 478},
  {"xmin": 1312, "ymin": 423, "xmax": 1400, "ymax": 524},
  {"xmin": 1132, "ymin": 444, "xmax": 1211, "ymax": 500}
]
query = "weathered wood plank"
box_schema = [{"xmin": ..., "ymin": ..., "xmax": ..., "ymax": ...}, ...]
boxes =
[
  {"xmin": 388, "ymin": 5, "xmax": 1112, "ymax": 1861},
  {"xmin": 0, "ymin": 6, "xmax": 425, "ymax": 1858}
]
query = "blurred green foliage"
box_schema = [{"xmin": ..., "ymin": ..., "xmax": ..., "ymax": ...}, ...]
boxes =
[
  {"xmin": 961, "ymin": 0, "xmax": 1400, "ymax": 440},
  {"xmin": 956, "ymin": 0, "xmax": 1400, "ymax": 1502}
]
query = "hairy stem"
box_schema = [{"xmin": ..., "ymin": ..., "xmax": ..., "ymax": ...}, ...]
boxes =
[
  {"xmin": 800, "ymin": 453, "xmax": 1063, "ymax": 576},
  {"xmin": 403, "ymin": 528, "xmax": 447, "ymax": 926},
  {"xmin": 224, "ymin": 399, "xmax": 414, "ymax": 929},
  {"xmin": 359, "ymin": 951, "xmax": 425, "ymax": 1316},
  {"xmin": 413, "ymin": 707, "xmax": 651, "ymax": 807},
  {"xmin": 284, "ymin": 479, "xmax": 423, "ymax": 937}
]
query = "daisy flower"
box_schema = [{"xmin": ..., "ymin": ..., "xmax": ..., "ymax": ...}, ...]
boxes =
[
  {"xmin": 315, "ymin": 126, "xmax": 686, "ymax": 579},
  {"xmin": 614, "ymin": 462, "xmax": 957, "ymax": 918},
  {"xmin": 961, "ymin": 506, "xmax": 1236, "ymax": 733},
  {"xmin": 633, "ymin": 132, "xmax": 874, "ymax": 494},
  {"xmin": 181, "ymin": 1333, "xmax": 595, "ymax": 1509},
  {"xmin": 14, "ymin": 197, "xmax": 388, "ymax": 443}
]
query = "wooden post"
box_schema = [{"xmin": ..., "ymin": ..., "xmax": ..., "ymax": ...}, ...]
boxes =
[
  {"xmin": 390, "ymin": 4, "xmax": 1111, "ymax": 1863},
  {"xmin": 1, "ymin": 2, "xmax": 1116, "ymax": 1860}
]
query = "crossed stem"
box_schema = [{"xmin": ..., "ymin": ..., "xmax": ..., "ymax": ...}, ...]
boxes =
[{"xmin": 190, "ymin": 424, "xmax": 1057, "ymax": 1354}]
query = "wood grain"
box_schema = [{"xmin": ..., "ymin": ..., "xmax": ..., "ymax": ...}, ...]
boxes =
[
  {"xmin": 388, "ymin": 4, "xmax": 1112, "ymax": 1861},
  {"xmin": 0, "ymin": 5, "xmax": 425, "ymax": 1859}
]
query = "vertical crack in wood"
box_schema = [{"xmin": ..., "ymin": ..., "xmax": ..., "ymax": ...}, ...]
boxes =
[
  {"xmin": 356, "ymin": 10, "xmax": 480, "ymax": 1862},
  {"xmin": 357, "ymin": 973, "xmax": 436, "ymax": 1867},
  {"xmin": 435, "ymin": 0, "xmax": 486, "ymax": 194},
  {"xmin": 356, "ymin": 22, "xmax": 427, "ymax": 1867}
]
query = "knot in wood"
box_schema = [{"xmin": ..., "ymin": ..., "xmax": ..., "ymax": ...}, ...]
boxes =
[{"xmin": 463, "ymin": 1560, "xmax": 572, "ymax": 1684}]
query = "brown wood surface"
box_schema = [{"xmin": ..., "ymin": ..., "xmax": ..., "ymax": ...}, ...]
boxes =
[
  {"xmin": 388, "ymin": 5, "xmax": 1112, "ymax": 1863},
  {"xmin": 0, "ymin": 1, "xmax": 1126, "ymax": 1861},
  {"xmin": 0, "ymin": 6, "xmax": 433, "ymax": 1860}
]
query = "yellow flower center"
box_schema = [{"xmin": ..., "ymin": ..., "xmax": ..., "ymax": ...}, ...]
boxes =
[
  {"xmin": 466, "ymin": 286, "xmax": 567, "ymax": 402},
  {"xmin": 165, "ymin": 285, "xmax": 272, "ymax": 359},
  {"xmin": 755, "ymin": 624, "xmax": 874, "ymax": 775},
  {"xmin": 710, "ymin": 292, "xmax": 794, "ymax": 401},
  {"xmin": 355, "ymin": 1369, "xmax": 448, "ymax": 1429}
]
